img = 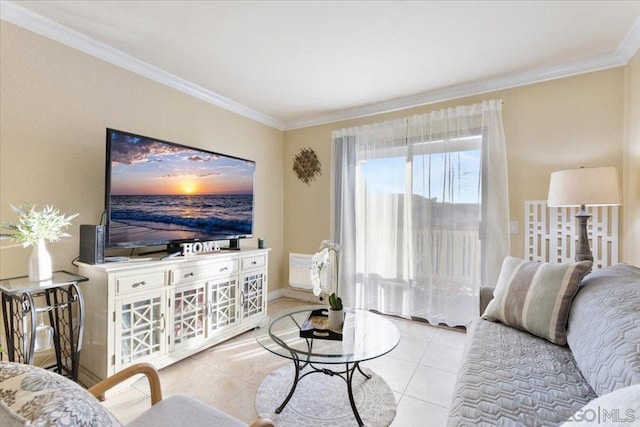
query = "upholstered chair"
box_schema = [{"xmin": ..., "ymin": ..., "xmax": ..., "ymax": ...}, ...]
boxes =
[{"xmin": 0, "ymin": 361, "xmax": 274, "ymax": 427}]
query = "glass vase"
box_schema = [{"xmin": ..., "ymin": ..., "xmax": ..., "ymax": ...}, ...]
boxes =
[{"xmin": 34, "ymin": 310, "xmax": 53, "ymax": 352}]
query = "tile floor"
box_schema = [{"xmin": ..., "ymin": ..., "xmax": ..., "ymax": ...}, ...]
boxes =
[{"xmin": 103, "ymin": 297, "xmax": 466, "ymax": 426}]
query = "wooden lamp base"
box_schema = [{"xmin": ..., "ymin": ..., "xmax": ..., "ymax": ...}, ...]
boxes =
[{"xmin": 575, "ymin": 205, "xmax": 593, "ymax": 263}]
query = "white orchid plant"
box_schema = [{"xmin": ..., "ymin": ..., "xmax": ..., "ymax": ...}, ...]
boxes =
[
  {"xmin": 1, "ymin": 203, "xmax": 78, "ymax": 247},
  {"xmin": 310, "ymin": 240, "xmax": 341, "ymax": 305}
]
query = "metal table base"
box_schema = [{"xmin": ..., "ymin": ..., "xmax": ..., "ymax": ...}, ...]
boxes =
[
  {"xmin": 256, "ymin": 307, "xmax": 400, "ymax": 427},
  {"xmin": 0, "ymin": 271, "xmax": 86, "ymax": 381},
  {"xmin": 274, "ymin": 335, "xmax": 371, "ymax": 426}
]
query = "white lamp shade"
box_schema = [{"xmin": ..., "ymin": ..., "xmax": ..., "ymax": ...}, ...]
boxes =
[{"xmin": 547, "ymin": 167, "xmax": 622, "ymax": 207}]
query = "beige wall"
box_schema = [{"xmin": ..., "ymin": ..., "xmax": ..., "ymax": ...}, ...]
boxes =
[
  {"xmin": 623, "ymin": 49, "xmax": 640, "ymax": 266},
  {"xmin": 2, "ymin": 19, "xmax": 636, "ymax": 293},
  {"xmin": 283, "ymin": 68, "xmax": 629, "ymax": 284},
  {"xmin": 0, "ymin": 22, "xmax": 285, "ymax": 288}
]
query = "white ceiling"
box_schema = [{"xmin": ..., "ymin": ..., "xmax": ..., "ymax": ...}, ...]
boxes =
[{"xmin": 2, "ymin": 1, "xmax": 640, "ymax": 130}]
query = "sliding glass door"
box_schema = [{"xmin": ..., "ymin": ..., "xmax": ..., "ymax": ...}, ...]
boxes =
[{"xmin": 332, "ymin": 100, "xmax": 508, "ymax": 327}]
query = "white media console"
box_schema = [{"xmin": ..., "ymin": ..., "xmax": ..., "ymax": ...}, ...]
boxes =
[{"xmin": 77, "ymin": 248, "xmax": 269, "ymax": 392}]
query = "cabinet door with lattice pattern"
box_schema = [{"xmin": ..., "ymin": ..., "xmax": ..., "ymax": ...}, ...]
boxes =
[
  {"xmin": 171, "ymin": 282, "xmax": 207, "ymax": 350},
  {"xmin": 115, "ymin": 291, "xmax": 167, "ymax": 370},
  {"xmin": 208, "ymin": 276, "xmax": 238, "ymax": 336},
  {"xmin": 240, "ymin": 271, "xmax": 265, "ymax": 321}
]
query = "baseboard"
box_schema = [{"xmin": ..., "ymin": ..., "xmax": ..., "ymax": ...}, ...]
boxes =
[
  {"xmin": 268, "ymin": 288, "xmax": 286, "ymax": 301},
  {"xmin": 269, "ymin": 287, "xmax": 326, "ymax": 304},
  {"xmin": 283, "ymin": 288, "xmax": 326, "ymax": 304}
]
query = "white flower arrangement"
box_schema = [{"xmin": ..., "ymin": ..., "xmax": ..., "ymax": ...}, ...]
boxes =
[
  {"xmin": 1, "ymin": 203, "xmax": 78, "ymax": 247},
  {"xmin": 310, "ymin": 240, "xmax": 340, "ymax": 297},
  {"xmin": 310, "ymin": 248, "xmax": 330, "ymax": 296}
]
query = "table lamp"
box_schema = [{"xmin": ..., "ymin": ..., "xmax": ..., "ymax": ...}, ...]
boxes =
[{"xmin": 547, "ymin": 166, "xmax": 621, "ymax": 263}]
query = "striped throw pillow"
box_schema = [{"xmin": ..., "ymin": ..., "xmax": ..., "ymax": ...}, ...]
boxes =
[{"xmin": 482, "ymin": 257, "xmax": 592, "ymax": 345}]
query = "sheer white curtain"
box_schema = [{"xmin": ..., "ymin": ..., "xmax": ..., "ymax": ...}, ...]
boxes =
[{"xmin": 332, "ymin": 100, "xmax": 509, "ymax": 327}]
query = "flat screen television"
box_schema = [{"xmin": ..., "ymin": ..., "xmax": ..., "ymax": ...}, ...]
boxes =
[{"xmin": 105, "ymin": 128, "xmax": 255, "ymax": 252}]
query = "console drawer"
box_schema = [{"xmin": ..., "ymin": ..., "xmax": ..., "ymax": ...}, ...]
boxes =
[
  {"xmin": 169, "ymin": 259, "xmax": 238, "ymax": 285},
  {"xmin": 116, "ymin": 270, "xmax": 166, "ymax": 294},
  {"xmin": 242, "ymin": 255, "xmax": 265, "ymax": 270}
]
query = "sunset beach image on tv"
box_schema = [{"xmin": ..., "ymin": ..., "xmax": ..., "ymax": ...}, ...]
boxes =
[{"xmin": 106, "ymin": 130, "xmax": 255, "ymax": 246}]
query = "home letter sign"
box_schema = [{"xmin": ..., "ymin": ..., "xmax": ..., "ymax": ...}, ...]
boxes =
[{"xmin": 182, "ymin": 241, "xmax": 220, "ymax": 256}]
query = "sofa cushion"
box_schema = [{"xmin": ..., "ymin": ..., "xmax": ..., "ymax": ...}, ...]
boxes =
[
  {"xmin": 482, "ymin": 256, "xmax": 591, "ymax": 345},
  {"xmin": 448, "ymin": 318, "xmax": 597, "ymax": 427},
  {"xmin": 0, "ymin": 361, "xmax": 122, "ymax": 426},
  {"xmin": 566, "ymin": 263, "xmax": 640, "ymax": 396}
]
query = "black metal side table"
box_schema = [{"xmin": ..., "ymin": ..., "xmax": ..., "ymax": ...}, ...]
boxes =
[{"xmin": 0, "ymin": 271, "xmax": 87, "ymax": 381}]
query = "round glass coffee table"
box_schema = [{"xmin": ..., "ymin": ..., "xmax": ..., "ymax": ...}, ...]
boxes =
[{"xmin": 255, "ymin": 306, "xmax": 400, "ymax": 426}]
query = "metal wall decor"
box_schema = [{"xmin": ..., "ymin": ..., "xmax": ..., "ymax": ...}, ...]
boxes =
[{"xmin": 293, "ymin": 147, "xmax": 321, "ymax": 185}]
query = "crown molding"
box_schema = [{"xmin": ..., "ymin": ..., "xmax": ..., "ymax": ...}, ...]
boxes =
[
  {"xmin": 284, "ymin": 18, "xmax": 640, "ymax": 130},
  {"xmin": 284, "ymin": 51, "xmax": 632, "ymax": 131},
  {"xmin": 617, "ymin": 16, "xmax": 640, "ymax": 63},
  {"xmin": 2, "ymin": 1, "xmax": 638, "ymax": 133},
  {"xmin": 0, "ymin": 1, "xmax": 284, "ymax": 130}
]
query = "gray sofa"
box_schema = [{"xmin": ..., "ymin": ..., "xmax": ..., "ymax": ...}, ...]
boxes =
[{"xmin": 448, "ymin": 263, "xmax": 640, "ymax": 426}]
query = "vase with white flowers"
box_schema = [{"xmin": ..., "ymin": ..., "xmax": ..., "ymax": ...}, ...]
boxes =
[
  {"xmin": 310, "ymin": 240, "xmax": 343, "ymax": 329},
  {"xmin": 1, "ymin": 203, "xmax": 78, "ymax": 281}
]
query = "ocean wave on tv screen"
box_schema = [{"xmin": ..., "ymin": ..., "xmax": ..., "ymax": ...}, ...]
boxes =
[{"xmin": 110, "ymin": 194, "xmax": 253, "ymax": 235}]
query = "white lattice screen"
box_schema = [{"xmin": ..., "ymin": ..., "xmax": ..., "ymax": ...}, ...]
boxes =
[{"xmin": 524, "ymin": 200, "xmax": 618, "ymax": 269}]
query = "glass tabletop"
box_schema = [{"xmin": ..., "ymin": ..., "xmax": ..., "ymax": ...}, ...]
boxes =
[
  {"xmin": 0, "ymin": 271, "xmax": 88, "ymax": 295},
  {"xmin": 255, "ymin": 306, "xmax": 400, "ymax": 365}
]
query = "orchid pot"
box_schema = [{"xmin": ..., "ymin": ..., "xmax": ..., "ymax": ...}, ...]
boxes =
[
  {"xmin": 328, "ymin": 308, "xmax": 344, "ymax": 330},
  {"xmin": 327, "ymin": 292, "xmax": 344, "ymax": 329}
]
